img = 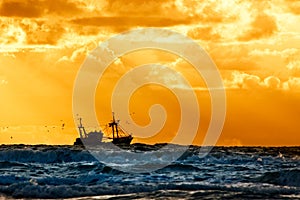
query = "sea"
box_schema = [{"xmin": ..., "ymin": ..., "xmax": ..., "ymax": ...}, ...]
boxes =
[{"xmin": 0, "ymin": 144, "xmax": 299, "ymax": 199}]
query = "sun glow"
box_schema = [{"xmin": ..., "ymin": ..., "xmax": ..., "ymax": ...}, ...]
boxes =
[
  {"xmin": 0, "ymin": 0, "xmax": 299, "ymax": 146},
  {"xmin": 86, "ymin": 4, "xmax": 96, "ymax": 12}
]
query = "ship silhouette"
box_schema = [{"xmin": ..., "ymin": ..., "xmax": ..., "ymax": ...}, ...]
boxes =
[
  {"xmin": 108, "ymin": 112, "xmax": 133, "ymax": 146},
  {"xmin": 74, "ymin": 113, "xmax": 133, "ymax": 146}
]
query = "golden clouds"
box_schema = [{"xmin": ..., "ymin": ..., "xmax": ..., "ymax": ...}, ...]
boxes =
[
  {"xmin": 1, "ymin": 0, "xmax": 298, "ymax": 48},
  {"xmin": 264, "ymin": 76, "xmax": 281, "ymax": 89},
  {"xmin": 0, "ymin": 0, "xmax": 83, "ymax": 18},
  {"xmin": 238, "ymin": 13, "xmax": 278, "ymax": 41},
  {"xmin": 0, "ymin": 0, "xmax": 300, "ymax": 145},
  {"xmin": 71, "ymin": 16, "xmax": 194, "ymax": 30},
  {"xmin": 20, "ymin": 19, "xmax": 65, "ymax": 45},
  {"xmin": 0, "ymin": 18, "xmax": 65, "ymax": 45},
  {"xmin": 105, "ymin": 0, "xmax": 178, "ymax": 16},
  {"xmin": 0, "ymin": 19, "xmax": 26, "ymax": 44},
  {"xmin": 284, "ymin": 0, "xmax": 300, "ymax": 15},
  {"xmin": 224, "ymin": 71, "xmax": 300, "ymax": 91},
  {"xmin": 187, "ymin": 26, "xmax": 220, "ymax": 41},
  {"xmin": 209, "ymin": 45, "xmax": 259, "ymax": 71},
  {"xmin": 224, "ymin": 71, "xmax": 262, "ymax": 90},
  {"xmin": 0, "ymin": 0, "xmax": 42, "ymax": 18},
  {"xmin": 286, "ymin": 77, "xmax": 300, "ymax": 90}
]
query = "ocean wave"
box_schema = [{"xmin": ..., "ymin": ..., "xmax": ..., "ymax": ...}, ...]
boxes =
[
  {"xmin": 0, "ymin": 145, "xmax": 298, "ymax": 164},
  {"xmin": 157, "ymin": 163, "xmax": 201, "ymax": 173},
  {"xmin": 0, "ymin": 146, "xmax": 96, "ymax": 163},
  {"xmin": 0, "ymin": 145, "xmax": 299, "ymax": 198},
  {"xmin": 0, "ymin": 178, "xmax": 299, "ymax": 199},
  {"xmin": 257, "ymin": 169, "xmax": 300, "ymax": 187}
]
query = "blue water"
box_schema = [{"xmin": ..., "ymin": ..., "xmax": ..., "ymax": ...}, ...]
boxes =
[{"xmin": 0, "ymin": 145, "xmax": 299, "ymax": 199}]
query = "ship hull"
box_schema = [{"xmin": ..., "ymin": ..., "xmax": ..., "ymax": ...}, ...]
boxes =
[
  {"xmin": 112, "ymin": 136, "xmax": 133, "ymax": 146},
  {"xmin": 73, "ymin": 137, "xmax": 103, "ymax": 146}
]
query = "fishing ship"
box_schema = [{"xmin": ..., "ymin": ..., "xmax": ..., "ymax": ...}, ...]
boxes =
[
  {"xmin": 107, "ymin": 112, "xmax": 133, "ymax": 146},
  {"xmin": 74, "ymin": 113, "xmax": 133, "ymax": 146},
  {"xmin": 73, "ymin": 118, "xmax": 103, "ymax": 146}
]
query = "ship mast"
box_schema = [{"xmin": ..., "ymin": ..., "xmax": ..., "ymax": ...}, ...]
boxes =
[
  {"xmin": 78, "ymin": 117, "xmax": 87, "ymax": 138},
  {"xmin": 109, "ymin": 112, "xmax": 119, "ymax": 139}
]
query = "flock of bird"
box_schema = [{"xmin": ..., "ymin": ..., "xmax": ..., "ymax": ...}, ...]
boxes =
[{"xmin": 0, "ymin": 120, "xmax": 66, "ymax": 140}]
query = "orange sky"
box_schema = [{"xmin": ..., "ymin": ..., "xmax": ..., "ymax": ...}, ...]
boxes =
[{"xmin": 0, "ymin": 0, "xmax": 300, "ymax": 146}]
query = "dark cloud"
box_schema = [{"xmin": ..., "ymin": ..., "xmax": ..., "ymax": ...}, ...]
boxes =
[
  {"xmin": 105, "ymin": 0, "xmax": 236, "ymax": 24},
  {"xmin": 238, "ymin": 13, "xmax": 278, "ymax": 41},
  {"xmin": 71, "ymin": 16, "xmax": 194, "ymax": 28},
  {"xmin": 0, "ymin": 0, "xmax": 43, "ymax": 17},
  {"xmin": 20, "ymin": 20, "xmax": 65, "ymax": 45},
  {"xmin": 105, "ymin": 0, "xmax": 177, "ymax": 16},
  {"xmin": 71, "ymin": 25, "xmax": 102, "ymax": 36},
  {"xmin": 43, "ymin": 0, "xmax": 83, "ymax": 16},
  {"xmin": 0, "ymin": 0, "xmax": 83, "ymax": 18}
]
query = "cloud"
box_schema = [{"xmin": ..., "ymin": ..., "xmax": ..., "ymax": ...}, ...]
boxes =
[
  {"xmin": 71, "ymin": 16, "xmax": 194, "ymax": 29},
  {"xmin": 0, "ymin": 18, "xmax": 65, "ymax": 45},
  {"xmin": 0, "ymin": 20, "xmax": 26, "ymax": 45},
  {"xmin": 285, "ymin": 77, "xmax": 300, "ymax": 90},
  {"xmin": 284, "ymin": 0, "xmax": 300, "ymax": 15},
  {"xmin": 0, "ymin": 0, "xmax": 83, "ymax": 18},
  {"xmin": 0, "ymin": 0, "xmax": 237, "ymax": 27},
  {"xmin": 0, "ymin": 52, "xmax": 16, "ymax": 58},
  {"xmin": 70, "ymin": 25, "xmax": 103, "ymax": 36},
  {"xmin": 209, "ymin": 45, "xmax": 259, "ymax": 71},
  {"xmin": 57, "ymin": 46, "xmax": 89, "ymax": 63},
  {"xmin": 249, "ymin": 48, "xmax": 299, "ymax": 58},
  {"xmin": 225, "ymin": 71, "xmax": 283, "ymax": 90},
  {"xmin": 180, "ymin": 0, "xmax": 238, "ymax": 24},
  {"xmin": 20, "ymin": 19, "xmax": 65, "ymax": 45},
  {"xmin": 217, "ymin": 57, "xmax": 259, "ymax": 71},
  {"xmin": 187, "ymin": 26, "xmax": 220, "ymax": 41},
  {"xmin": 249, "ymin": 48, "xmax": 300, "ymax": 73},
  {"xmin": 0, "ymin": 0, "xmax": 43, "ymax": 17},
  {"xmin": 242, "ymin": 74, "xmax": 262, "ymax": 89},
  {"xmin": 42, "ymin": 0, "xmax": 84, "ymax": 16},
  {"xmin": 105, "ymin": 0, "xmax": 178, "ymax": 17},
  {"xmin": 238, "ymin": 13, "xmax": 278, "ymax": 41},
  {"xmin": 287, "ymin": 60, "xmax": 300, "ymax": 70},
  {"xmin": 283, "ymin": 49, "xmax": 300, "ymax": 71},
  {"xmin": 104, "ymin": 0, "xmax": 237, "ymax": 27},
  {"xmin": 264, "ymin": 76, "xmax": 281, "ymax": 89}
]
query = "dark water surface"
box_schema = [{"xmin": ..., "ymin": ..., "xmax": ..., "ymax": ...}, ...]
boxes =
[{"xmin": 0, "ymin": 145, "xmax": 299, "ymax": 199}]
